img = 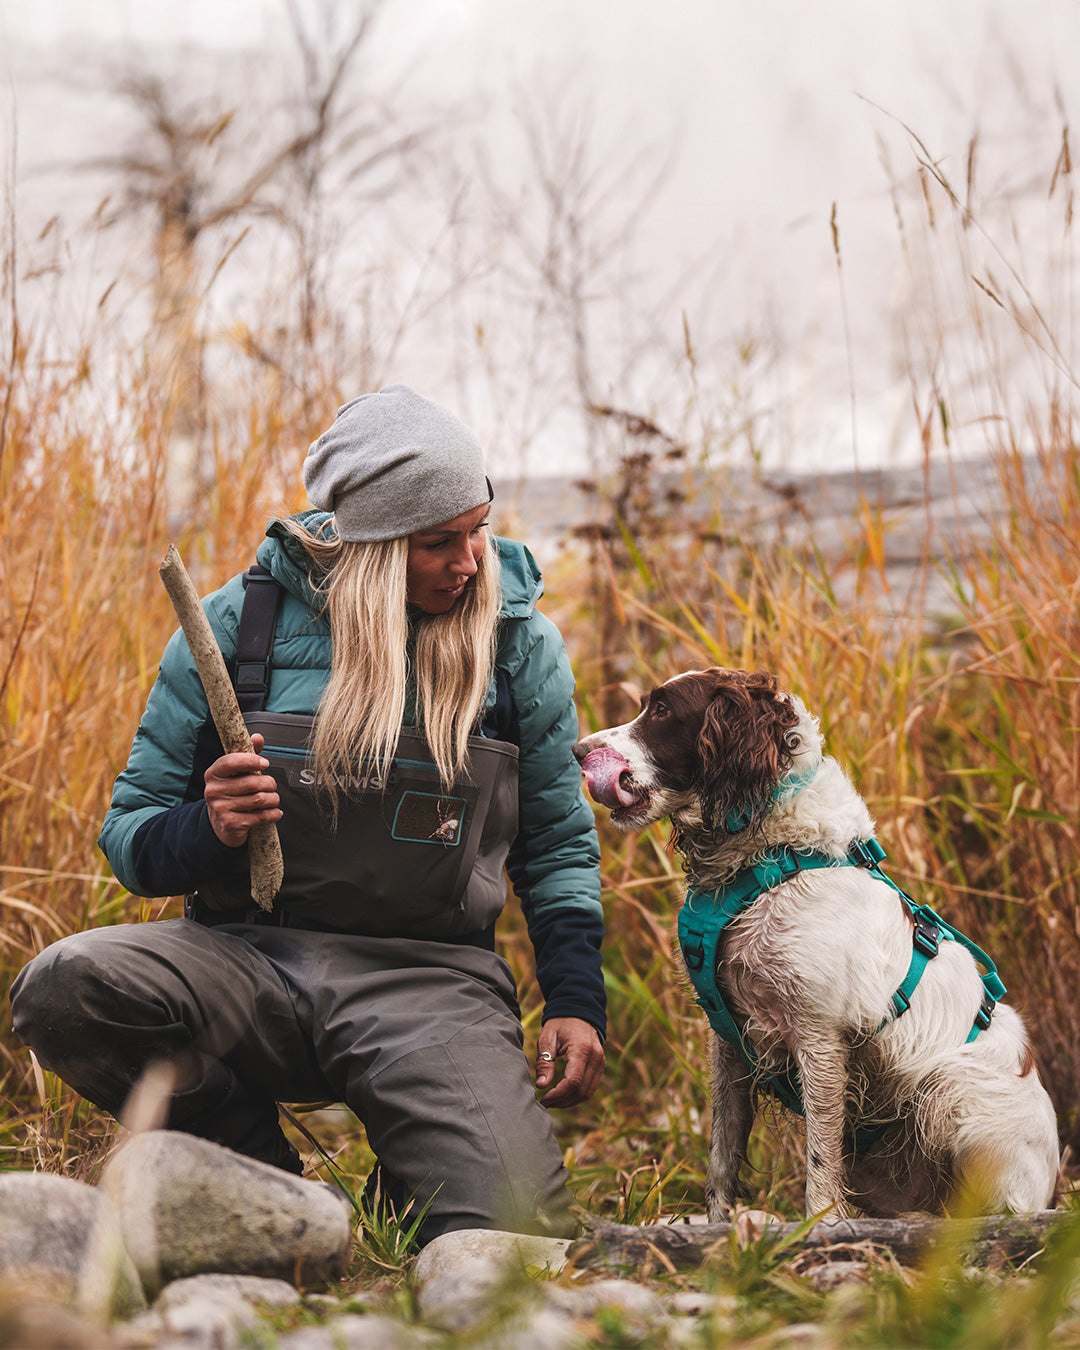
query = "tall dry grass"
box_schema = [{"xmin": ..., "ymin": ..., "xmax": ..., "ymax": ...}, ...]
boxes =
[
  {"xmin": 3, "ymin": 341, "xmax": 1079, "ymax": 1208},
  {"xmin": 1, "ymin": 117, "xmax": 1079, "ymax": 1225},
  {"xmin": 0, "ymin": 326, "xmax": 319, "ymax": 1162},
  {"xmin": 527, "ymin": 429, "xmax": 1080, "ymax": 1217}
]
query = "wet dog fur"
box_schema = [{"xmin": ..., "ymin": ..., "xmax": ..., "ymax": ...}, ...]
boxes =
[{"xmin": 575, "ymin": 668, "xmax": 1059, "ymax": 1219}]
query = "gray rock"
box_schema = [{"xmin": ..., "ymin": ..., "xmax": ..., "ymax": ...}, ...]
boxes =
[
  {"xmin": 411, "ymin": 1228, "xmax": 571, "ymax": 1285},
  {"xmin": 155, "ymin": 1271, "xmax": 303, "ymax": 1312},
  {"xmin": 103, "ymin": 1131, "xmax": 353, "ymax": 1296},
  {"xmin": 130, "ymin": 1272, "xmax": 302, "ymax": 1348},
  {"xmin": 0, "ymin": 1171, "xmax": 145, "ymax": 1318},
  {"xmin": 471, "ymin": 1303, "xmax": 584, "ymax": 1350},
  {"xmin": 278, "ymin": 1313, "xmax": 434, "ymax": 1349},
  {"xmin": 416, "ymin": 1255, "xmax": 529, "ymax": 1333},
  {"xmin": 546, "ymin": 1276, "xmax": 667, "ymax": 1327},
  {"xmin": 412, "ymin": 1230, "xmax": 581, "ymax": 1344}
]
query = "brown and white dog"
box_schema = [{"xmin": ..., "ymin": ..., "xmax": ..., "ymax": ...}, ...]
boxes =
[{"xmin": 575, "ymin": 668, "xmax": 1059, "ymax": 1219}]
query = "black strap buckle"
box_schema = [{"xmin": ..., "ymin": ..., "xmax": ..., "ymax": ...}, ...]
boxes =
[
  {"xmin": 683, "ymin": 933, "xmax": 705, "ymax": 971},
  {"xmin": 246, "ymin": 906, "xmax": 288, "ymax": 927},
  {"xmin": 912, "ymin": 910, "xmax": 941, "ymax": 958},
  {"xmin": 848, "ymin": 839, "xmax": 881, "ymax": 869},
  {"xmin": 241, "ymin": 563, "xmax": 275, "ymax": 588},
  {"xmin": 974, "ymin": 990, "xmax": 995, "ymax": 1031},
  {"xmin": 235, "ymin": 564, "xmax": 283, "ymax": 713},
  {"xmin": 234, "ymin": 659, "xmax": 271, "ymax": 695}
]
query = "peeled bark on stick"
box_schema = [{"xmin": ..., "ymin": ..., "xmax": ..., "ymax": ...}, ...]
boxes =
[
  {"xmin": 569, "ymin": 1212, "xmax": 1071, "ymax": 1273},
  {"xmin": 158, "ymin": 543, "xmax": 283, "ymax": 910}
]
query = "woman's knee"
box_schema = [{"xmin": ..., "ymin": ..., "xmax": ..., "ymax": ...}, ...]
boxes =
[
  {"xmin": 355, "ymin": 1027, "xmax": 575, "ymax": 1241},
  {"xmin": 10, "ymin": 929, "xmax": 153, "ymax": 1065},
  {"xmin": 11, "ymin": 936, "xmax": 100, "ymax": 1062}
]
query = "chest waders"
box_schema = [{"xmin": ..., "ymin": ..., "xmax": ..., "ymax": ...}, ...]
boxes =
[
  {"xmin": 189, "ymin": 565, "xmax": 520, "ymax": 939},
  {"xmin": 677, "ymin": 838, "xmax": 1006, "ymax": 1141}
]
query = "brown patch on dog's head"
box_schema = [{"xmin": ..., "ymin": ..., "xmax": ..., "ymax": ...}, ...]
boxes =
[
  {"xmin": 693, "ymin": 668, "xmax": 801, "ymax": 834},
  {"xmin": 589, "ymin": 667, "xmax": 804, "ymax": 835}
]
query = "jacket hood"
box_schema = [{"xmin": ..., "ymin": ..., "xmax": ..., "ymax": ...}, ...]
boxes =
[{"xmin": 259, "ymin": 512, "xmax": 544, "ymax": 619}]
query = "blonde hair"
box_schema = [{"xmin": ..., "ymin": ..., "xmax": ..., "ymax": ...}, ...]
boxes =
[{"xmin": 280, "ymin": 517, "xmax": 500, "ymax": 807}]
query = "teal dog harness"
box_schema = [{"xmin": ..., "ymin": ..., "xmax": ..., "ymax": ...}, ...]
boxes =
[{"xmin": 677, "ymin": 837, "xmax": 1006, "ymax": 1121}]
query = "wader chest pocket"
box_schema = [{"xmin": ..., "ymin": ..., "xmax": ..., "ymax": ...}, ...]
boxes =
[
  {"xmin": 202, "ymin": 713, "xmax": 518, "ymax": 935},
  {"xmin": 392, "ymin": 793, "xmax": 467, "ymax": 846}
]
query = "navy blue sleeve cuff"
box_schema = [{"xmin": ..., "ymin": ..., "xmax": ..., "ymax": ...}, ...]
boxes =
[
  {"xmin": 525, "ymin": 905, "xmax": 606, "ymax": 1042},
  {"xmin": 130, "ymin": 801, "xmax": 244, "ymax": 897}
]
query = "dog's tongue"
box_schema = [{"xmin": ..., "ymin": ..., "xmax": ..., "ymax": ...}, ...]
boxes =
[{"xmin": 580, "ymin": 747, "xmax": 637, "ymax": 809}]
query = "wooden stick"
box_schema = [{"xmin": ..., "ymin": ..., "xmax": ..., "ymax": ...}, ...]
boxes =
[
  {"xmin": 158, "ymin": 544, "xmax": 282, "ymax": 910},
  {"xmin": 569, "ymin": 1211, "xmax": 1071, "ymax": 1273}
]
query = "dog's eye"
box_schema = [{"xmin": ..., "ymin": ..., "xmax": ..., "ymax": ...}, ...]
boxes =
[{"xmin": 652, "ymin": 700, "xmax": 670, "ymax": 719}]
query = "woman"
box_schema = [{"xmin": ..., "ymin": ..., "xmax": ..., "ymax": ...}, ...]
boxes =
[{"xmin": 11, "ymin": 385, "xmax": 605, "ymax": 1243}]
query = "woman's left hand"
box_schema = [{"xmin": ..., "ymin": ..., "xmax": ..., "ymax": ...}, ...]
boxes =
[{"xmin": 535, "ymin": 1017, "xmax": 605, "ymax": 1107}]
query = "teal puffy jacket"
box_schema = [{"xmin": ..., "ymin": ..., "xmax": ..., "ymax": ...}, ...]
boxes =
[{"xmin": 98, "ymin": 513, "xmax": 605, "ymax": 1035}]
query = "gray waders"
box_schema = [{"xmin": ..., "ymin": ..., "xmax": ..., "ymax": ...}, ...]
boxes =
[{"xmin": 11, "ymin": 719, "xmax": 577, "ymax": 1243}]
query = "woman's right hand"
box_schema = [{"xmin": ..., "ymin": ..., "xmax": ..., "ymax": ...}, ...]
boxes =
[{"xmin": 203, "ymin": 733, "xmax": 283, "ymax": 846}]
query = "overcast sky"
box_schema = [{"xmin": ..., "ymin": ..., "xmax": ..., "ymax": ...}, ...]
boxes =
[
  {"xmin": 8, "ymin": 0, "xmax": 1072, "ymax": 249},
  {"xmin": 3, "ymin": 0, "xmax": 1078, "ymax": 471}
]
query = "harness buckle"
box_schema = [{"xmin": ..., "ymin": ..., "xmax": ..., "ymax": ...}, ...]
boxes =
[
  {"xmin": 912, "ymin": 910, "xmax": 941, "ymax": 958},
  {"xmin": 848, "ymin": 838, "xmax": 886, "ymax": 869},
  {"xmin": 683, "ymin": 935, "xmax": 705, "ymax": 972},
  {"xmin": 849, "ymin": 839, "xmax": 873, "ymax": 868},
  {"xmin": 235, "ymin": 660, "xmax": 271, "ymax": 694},
  {"xmin": 974, "ymin": 990, "xmax": 995, "ymax": 1031}
]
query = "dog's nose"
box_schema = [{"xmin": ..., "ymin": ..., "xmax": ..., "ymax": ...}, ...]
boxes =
[{"xmin": 572, "ymin": 740, "xmax": 588, "ymax": 763}]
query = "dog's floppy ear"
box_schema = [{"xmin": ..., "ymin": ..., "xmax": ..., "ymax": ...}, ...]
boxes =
[{"xmin": 695, "ymin": 671, "xmax": 800, "ymax": 834}]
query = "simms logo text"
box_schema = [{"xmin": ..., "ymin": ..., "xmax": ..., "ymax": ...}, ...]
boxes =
[{"xmin": 288, "ymin": 766, "xmax": 393, "ymax": 792}]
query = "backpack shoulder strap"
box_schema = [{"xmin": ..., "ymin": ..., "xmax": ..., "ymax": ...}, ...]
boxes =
[
  {"xmin": 235, "ymin": 564, "xmax": 284, "ymax": 713},
  {"xmin": 480, "ymin": 665, "xmax": 520, "ymax": 744}
]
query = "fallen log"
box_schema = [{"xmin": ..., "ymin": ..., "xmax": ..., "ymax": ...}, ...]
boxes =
[
  {"xmin": 570, "ymin": 1211, "xmax": 1074, "ymax": 1273},
  {"xmin": 158, "ymin": 543, "xmax": 283, "ymax": 910}
]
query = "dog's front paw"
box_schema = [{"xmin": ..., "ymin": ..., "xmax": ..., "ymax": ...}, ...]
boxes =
[
  {"xmin": 804, "ymin": 1192, "xmax": 850, "ymax": 1220},
  {"xmin": 705, "ymin": 1188, "xmax": 731, "ymax": 1224},
  {"xmin": 706, "ymin": 1179, "xmax": 751, "ymax": 1224}
]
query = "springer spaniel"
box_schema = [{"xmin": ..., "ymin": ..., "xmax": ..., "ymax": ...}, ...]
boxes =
[{"xmin": 575, "ymin": 668, "xmax": 1059, "ymax": 1219}]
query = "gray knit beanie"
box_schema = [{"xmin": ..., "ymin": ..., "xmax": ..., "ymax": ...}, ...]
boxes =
[{"xmin": 303, "ymin": 384, "xmax": 490, "ymax": 542}]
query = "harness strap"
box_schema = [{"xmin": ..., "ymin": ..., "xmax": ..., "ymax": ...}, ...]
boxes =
[
  {"xmin": 235, "ymin": 564, "xmax": 284, "ymax": 713},
  {"xmin": 847, "ymin": 839, "xmax": 1007, "ymax": 1042},
  {"xmin": 681, "ymin": 848, "xmax": 840, "ymax": 1117},
  {"xmin": 677, "ymin": 836, "xmax": 1007, "ymax": 1123}
]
